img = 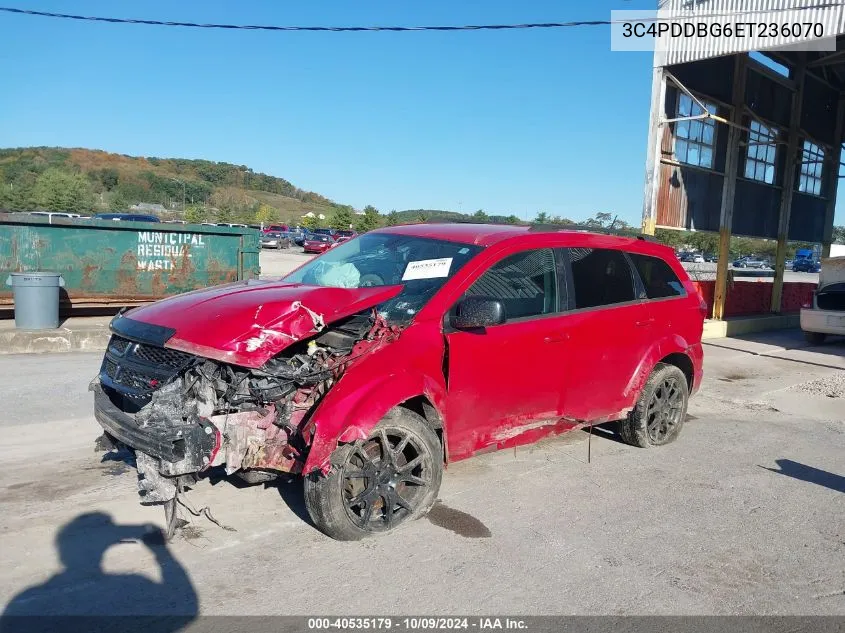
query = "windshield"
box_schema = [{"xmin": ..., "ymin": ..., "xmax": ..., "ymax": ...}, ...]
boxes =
[{"xmin": 283, "ymin": 233, "xmax": 483, "ymax": 323}]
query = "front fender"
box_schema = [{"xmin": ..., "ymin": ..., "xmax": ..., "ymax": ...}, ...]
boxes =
[{"xmin": 303, "ymin": 372, "xmax": 447, "ymax": 475}]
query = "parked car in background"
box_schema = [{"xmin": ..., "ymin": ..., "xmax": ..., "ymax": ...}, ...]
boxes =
[
  {"xmin": 732, "ymin": 256, "xmax": 769, "ymax": 269},
  {"xmin": 219, "ymin": 223, "xmax": 248, "ymax": 228},
  {"xmin": 260, "ymin": 231, "xmax": 291, "ymax": 249},
  {"xmin": 800, "ymin": 256, "xmax": 845, "ymax": 344},
  {"xmin": 263, "ymin": 224, "xmax": 289, "ymax": 234},
  {"xmin": 312, "ymin": 227, "xmax": 337, "ymax": 238},
  {"xmin": 92, "ymin": 213, "xmax": 161, "ymax": 223},
  {"xmin": 163, "ymin": 220, "xmax": 187, "ymax": 224},
  {"xmin": 91, "ymin": 224, "xmax": 704, "ymax": 540},
  {"xmin": 677, "ymin": 252, "xmax": 704, "ymax": 263},
  {"xmin": 289, "ymin": 228, "xmax": 306, "ymax": 245},
  {"xmin": 703, "ymin": 253, "xmax": 717, "ymax": 263},
  {"xmin": 785, "ymin": 259, "xmax": 794, "ymax": 270},
  {"xmin": 792, "ymin": 257, "xmax": 821, "ymax": 273},
  {"xmin": 303, "ymin": 233, "xmax": 336, "ymax": 254},
  {"xmin": 791, "ymin": 249, "xmax": 819, "ymax": 273},
  {"xmin": 336, "ymin": 230, "xmax": 357, "ymax": 240}
]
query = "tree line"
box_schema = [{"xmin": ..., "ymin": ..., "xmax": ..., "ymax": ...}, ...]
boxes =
[{"xmin": 1, "ymin": 148, "xmax": 843, "ymax": 249}]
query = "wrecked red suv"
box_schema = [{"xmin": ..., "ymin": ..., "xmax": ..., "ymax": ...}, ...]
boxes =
[{"xmin": 92, "ymin": 223, "xmax": 704, "ymax": 540}]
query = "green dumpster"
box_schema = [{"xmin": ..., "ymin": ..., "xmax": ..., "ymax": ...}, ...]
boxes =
[{"xmin": 0, "ymin": 213, "xmax": 260, "ymax": 309}]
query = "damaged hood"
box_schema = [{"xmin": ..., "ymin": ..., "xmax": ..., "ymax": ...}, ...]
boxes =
[{"xmin": 121, "ymin": 280, "xmax": 403, "ymax": 368}]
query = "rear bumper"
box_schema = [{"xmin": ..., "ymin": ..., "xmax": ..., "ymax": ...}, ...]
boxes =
[
  {"xmin": 688, "ymin": 342, "xmax": 704, "ymax": 396},
  {"xmin": 801, "ymin": 308, "xmax": 845, "ymax": 336}
]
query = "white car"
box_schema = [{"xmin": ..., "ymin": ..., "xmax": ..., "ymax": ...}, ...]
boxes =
[{"xmin": 800, "ymin": 256, "xmax": 845, "ymax": 344}]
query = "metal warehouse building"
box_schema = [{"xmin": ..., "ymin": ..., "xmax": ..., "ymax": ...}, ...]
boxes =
[{"xmin": 641, "ymin": 0, "xmax": 845, "ymax": 319}]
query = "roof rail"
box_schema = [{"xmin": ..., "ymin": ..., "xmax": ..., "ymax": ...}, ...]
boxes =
[
  {"xmin": 636, "ymin": 234, "xmax": 658, "ymax": 242},
  {"xmin": 528, "ymin": 223, "xmax": 659, "ymax": 241},
  {"xmin": 527, "ymin": 223, "xmax": 570, "ymax": 232}
]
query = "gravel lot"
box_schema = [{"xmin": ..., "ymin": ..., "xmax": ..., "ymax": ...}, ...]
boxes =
[
  {"xmin": 259, "ymin": 248, "xmax": 314, "ymax": 278},
  {"xmin": 0, "ymin": 330, "xmax": 842, "ymax": 616}
]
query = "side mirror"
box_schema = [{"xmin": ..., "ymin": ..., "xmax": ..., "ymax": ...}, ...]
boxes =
[{"xmin": 452, "ymin": 297, "xmax": 506, "ymax": 330}]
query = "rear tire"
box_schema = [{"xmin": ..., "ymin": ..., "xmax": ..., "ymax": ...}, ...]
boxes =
[
  {"xmin": 804, "ymin": 331, "xmax": 826, "ymax": 345},
  {"xmin": 304, "ymin": 408, "xmax": 443, "ymax": 541},
  {"xmin": 619, "ymin": 363, "xmax": 689, "ymax": 448}
]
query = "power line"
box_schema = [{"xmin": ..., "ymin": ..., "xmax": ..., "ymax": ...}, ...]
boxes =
[{"xmin": 0, "ymin": 3, "xmax": 841, "ymax": 33}]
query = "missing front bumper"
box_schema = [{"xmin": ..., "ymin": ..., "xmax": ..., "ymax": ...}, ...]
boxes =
[{"xmin": 92, "ymin": 381, "xmax": 219, "ymax": 475}]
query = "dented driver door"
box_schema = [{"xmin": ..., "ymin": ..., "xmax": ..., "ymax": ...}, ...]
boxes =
[{"xmin": 443, "ymin": 248, "xmax": 566, "ymax": 460}]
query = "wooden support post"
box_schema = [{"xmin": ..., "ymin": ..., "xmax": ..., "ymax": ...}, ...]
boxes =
[
  {"xmin": 713, "ymin": 55, "xmax": 748, "ymax": 321},
  {"xmin": 821, "ymin": 96, "xmax": 845, "ymax": 259},
  {"xmin": 771, "ymin": 66, "xmax": 806, "ymax": 313},
  {"xmin": 642, "ymin": 64, "xmax": 666, "ymax": 236}
]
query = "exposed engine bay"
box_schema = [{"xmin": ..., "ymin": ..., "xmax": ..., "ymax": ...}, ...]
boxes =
[{"xmin": 92, "ymin": 309, "xmax": 401, "ymax": 532}]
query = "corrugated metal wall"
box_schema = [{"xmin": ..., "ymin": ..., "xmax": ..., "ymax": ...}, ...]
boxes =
[{"xmin": 652, "ymin": 50, "xmax": 840, "ymax": 240}]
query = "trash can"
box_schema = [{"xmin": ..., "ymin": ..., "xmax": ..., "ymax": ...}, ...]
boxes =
[{"xmin": 5, "ymin": 272, "xmax": 65, "ymax": 329}]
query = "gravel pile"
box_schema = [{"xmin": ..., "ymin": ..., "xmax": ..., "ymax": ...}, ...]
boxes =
[{"xmin": 790, "ymin": 373, "xmax": 845, "ymax": 399}]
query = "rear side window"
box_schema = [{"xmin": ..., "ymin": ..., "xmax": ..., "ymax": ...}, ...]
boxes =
[
  {"xmin": 465, "ymin": 248, "xmax": 558, "ymax": 320},
  {"xmin": 568, "ymin": 248, "xmax": 637, "ymax": 309},
  {"xmin": 629, "ymin": 253, "xmax": 685, "ymax": 299}
]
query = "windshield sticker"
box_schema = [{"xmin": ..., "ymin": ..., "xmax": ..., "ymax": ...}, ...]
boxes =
[
  {"xmin": 402, "ymin": 257, "xmax": 453, "ymax": 281},
  {"xmin": 458, "ymin": 248, "xmax": 470, "ymax": 255}
]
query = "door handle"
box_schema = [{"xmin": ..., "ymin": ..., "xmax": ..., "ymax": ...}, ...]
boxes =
[
  {"xmin": 544, "ymin": 333, "xmax": 569, "ymax": 344},
  {"xmin": 635, "ymin": 318, "xmax": 655, "ymax": 327}
]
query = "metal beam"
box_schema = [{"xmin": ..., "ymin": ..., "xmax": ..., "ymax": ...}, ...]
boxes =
[
  {"xmin": 771, "ymin": 65, "xmax": 806, "ymax": 313},
  {"xmin": 807, "ymin": 50, "xmax": 845, "ymax": 68},
  {"xmin": 821, "ymin": 96, "xmax": 845, "ymax": 258},
  {"xmin": 642, "ymin": 63, "xmax": 666, "ymax": 236},
  {"xmin": 713, "ymin": 54, "xmax": 748, "ymax": 321}
]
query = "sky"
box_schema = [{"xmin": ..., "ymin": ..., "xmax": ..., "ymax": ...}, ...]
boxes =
[{"xmin": 0, "ymin": 0, "xmax": 841, "ymax": 227}]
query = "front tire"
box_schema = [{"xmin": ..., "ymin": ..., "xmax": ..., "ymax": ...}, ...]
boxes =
[
  {"xmin": 619, "ymin": 363, "xmax": 689, "ymax": 448},
  {"xmin": 304, "ymin": 408, "xmax": 443, "ymax": 541}
]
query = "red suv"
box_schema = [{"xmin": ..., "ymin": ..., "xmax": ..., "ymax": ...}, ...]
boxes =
[{"xmin": 93, "ymin": 224, "xmax": 704, "ymax": 540}]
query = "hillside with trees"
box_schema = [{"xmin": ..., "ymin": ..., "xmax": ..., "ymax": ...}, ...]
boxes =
[
  {"xmin": 0, "ymin": 147, "xmax": 349, "ymax": 226},
  {"xmin": 2, "ymin": 147, "xmax": 842, "ymax": 249}
]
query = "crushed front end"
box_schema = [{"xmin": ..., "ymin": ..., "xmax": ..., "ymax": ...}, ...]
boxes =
[{"xmin": 91, "ymin": 310, "xmax": 399, "ymax": 522}]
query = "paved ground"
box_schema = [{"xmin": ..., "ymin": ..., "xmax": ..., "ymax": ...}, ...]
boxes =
[
  {"xmin": 0, "ymin": 330, "xmax": 843, "ymax": 616},
  {"xmin": 259, "ymin": 248, "xmax": 314, "ymax": 278}
]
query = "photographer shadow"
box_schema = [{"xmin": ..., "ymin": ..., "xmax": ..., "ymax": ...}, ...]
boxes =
[{"xmin": 1, "ymin": 512, "xmax": 198, "ymax": 633}]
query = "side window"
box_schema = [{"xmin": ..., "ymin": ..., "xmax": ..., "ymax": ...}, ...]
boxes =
[
  {"xmin": 568, "ymin": 248, "xmax": 637, "ymax": 309},
  {"xmin": 465, "ymin": 248, "xmax": 558, "ymax": 320},
  {"xmin": 628, "ymin": 253, "xmax": 685, "ymax": 299}
]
